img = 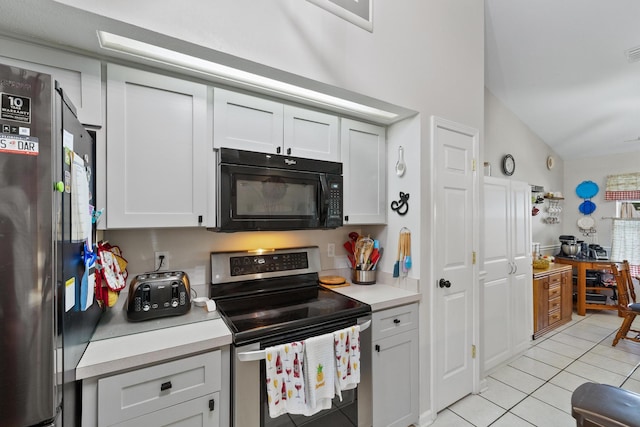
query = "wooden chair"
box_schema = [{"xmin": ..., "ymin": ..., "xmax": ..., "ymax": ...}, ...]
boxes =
[{"xmin": 611, "ymin": 260, "xmax": 640, "ymax": 346}]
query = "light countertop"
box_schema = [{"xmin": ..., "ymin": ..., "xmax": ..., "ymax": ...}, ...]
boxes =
[
  {"xmin": 76, "ymin": 293, "xmax": 232, "ymax": 380},
  {"xmin": 77, "ymin": 277, "xmax": 420, "ymax": 380},
  {"xmin": 76, "ymin": 315, "xmax": 232, "ymax": 380},
  {"xmin": 319, "ymin": 268, "xmax": 421, "ymax": 310},
  {"xmin": 323, "ymin": 282, "xmax": 421, "ymax": 311}
]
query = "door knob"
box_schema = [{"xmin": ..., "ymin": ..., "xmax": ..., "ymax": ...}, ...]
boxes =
[{"xmin": 439, "ymin": 278, "xmax": 451, "ymax": 288}]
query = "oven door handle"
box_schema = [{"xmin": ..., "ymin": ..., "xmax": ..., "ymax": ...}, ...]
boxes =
[{"xmin": 237, "ymin": 319, "xmax": 372, "ymax": 362}]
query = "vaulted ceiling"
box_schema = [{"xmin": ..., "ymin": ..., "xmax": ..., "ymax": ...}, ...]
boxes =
[
  {"xmin": 2, "ymin": 0, "xmax": 638, "ymax": 161},
  {"xmin": 485, "ymin": 0, "xmax": 640, "ymax": 160}
]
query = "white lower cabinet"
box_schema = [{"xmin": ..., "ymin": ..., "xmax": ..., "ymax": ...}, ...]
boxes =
[
  {"xmin": 91, "ymin": 351, "xmax": 223, "ymax": 427},
  {"xmin": 115, "ymin": 393, "xmax": 219, "ymax": 427},
  {"xmin": 371, "ymin": 303, "xmax": 419, "ymax": 427}
]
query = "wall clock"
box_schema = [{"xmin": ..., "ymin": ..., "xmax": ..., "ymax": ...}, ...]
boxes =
[{"xmin": 501, "ymin": 154, "xmax": 515, "ymax": 176}]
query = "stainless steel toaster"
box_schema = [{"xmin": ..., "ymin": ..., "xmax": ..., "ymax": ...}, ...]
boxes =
[{"xmin": 126, "ymin": 271, "xmax": 191, "ymax": 321}]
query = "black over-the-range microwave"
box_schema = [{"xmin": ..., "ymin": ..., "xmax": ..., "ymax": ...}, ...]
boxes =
[{"xmin": 212, "ymin": 148, "xmax": 343, "ymax": 232}]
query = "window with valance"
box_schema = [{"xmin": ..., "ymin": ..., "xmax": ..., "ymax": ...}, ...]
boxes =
[
  {"xmin": 605, "ymin": 172, "xmax": 640, "ymax": 200},
  {"xmin": 607, "ymin": 172, "xmax": 640, "ymax": 277}
]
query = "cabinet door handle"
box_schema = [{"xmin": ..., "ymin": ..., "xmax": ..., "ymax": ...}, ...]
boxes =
[
  {"xmin": 393, "ymin": 318, "xmax": 401, "ymax": 324},
  {"xmin": 375, "ymin": 344, "xmax": 381, "ymax": 352},
  {"xmin": 287, "ymin": 147, "xmax": 291, "ymax": 155},
  {"xmin": 276, "ymin": 147, "xmax": 281, "ymax": 154},
  {"xmin": 160, "ymin": 381, "xmax": 172, "ymax": 391},
  {"xmin": 209, "ymin": 398, "xmax": 215, "ymax": 411}
]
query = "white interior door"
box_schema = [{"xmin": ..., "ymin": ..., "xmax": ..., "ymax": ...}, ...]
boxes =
[{"xmin": 433, "ymin": 117, "xmax": 478, "ymax": 411}]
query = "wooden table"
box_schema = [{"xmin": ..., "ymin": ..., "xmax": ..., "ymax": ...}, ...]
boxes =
[{"xmin": 554, "ymin": 257, "xmax": 616, "ymax": 316}]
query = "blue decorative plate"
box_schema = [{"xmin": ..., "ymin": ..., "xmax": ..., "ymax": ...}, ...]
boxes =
[
  {"xmin": 579, "ymin": 200, "xmax": 596, "ymax": 215},
  {"xmin": 576, "ymin": 181, "xmax": 599, "ymax": 199}
]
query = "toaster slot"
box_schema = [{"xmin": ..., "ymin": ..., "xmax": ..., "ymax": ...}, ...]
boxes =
[{"xmin": 142, "ymin": 284, "xmax": 151, "ymax": 312}]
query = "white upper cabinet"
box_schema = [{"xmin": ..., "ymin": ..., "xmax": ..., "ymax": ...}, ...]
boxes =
[
  {"xmin": 341, "ymin": 119, "xmax": 387, "ymax": 224},
  {"xmin": 213, "ymin": 88, "xmax": 283, "ymax": 154},
  {"xmin": 105, "ymin": 64, "xmax": 208, "ymax": 228},
  {"xmin": 0, "ymin": 36, "xmax": 102, "ymax": 126},
  {"xmin": 213, "ymin": 88, "xmax": 339, "ymax": 161},
  {"xmin": 283, "ymin": 105, "xmax": 339, "ymax": 161}
]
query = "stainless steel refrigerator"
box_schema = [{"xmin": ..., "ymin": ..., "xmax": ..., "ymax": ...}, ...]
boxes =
[{"xmin": 0, "ymin": 64, "xmax": 102, "ymax": 426}]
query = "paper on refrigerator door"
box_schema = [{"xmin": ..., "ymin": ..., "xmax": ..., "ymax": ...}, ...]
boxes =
[
  {"xmin": 65, "ymin": 277, "xmax": 76, "ymax": 312},
  {"xmin": 70, "ymin": 151, "xmax": 91, "ymax": 244},
  {"xmin": 80, "ymin": 256, "xmax": 95, "ymax": 311}
]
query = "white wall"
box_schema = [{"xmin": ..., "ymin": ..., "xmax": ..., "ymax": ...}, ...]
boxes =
[
  {"xmin": 563, "ymin": 152, "xmax": 639, "ymax": 250},
  {"xmin": 58, "ymin": 0, "xmax": 484, "ymax": 420},
  {"xmin": 485, "ymin": 88, "xmax": 565, "ymax": 250},
  {"xmin": 485, "ymin": 86, "xmax": 640, "ymax": 257}
]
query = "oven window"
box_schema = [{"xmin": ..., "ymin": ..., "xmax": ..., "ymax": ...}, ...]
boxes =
[
  {"xmin": 261, "ymin": 366, "xmax": 358, "ymax": 427},
  {"xmin": 235, "ymin": 175, "xmax": 318, "ymax": 217}
]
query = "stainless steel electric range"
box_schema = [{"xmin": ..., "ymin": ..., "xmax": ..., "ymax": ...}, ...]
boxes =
[{"xmin": 210, "ymin": 246, "xmax": 371, "ymax": 427}]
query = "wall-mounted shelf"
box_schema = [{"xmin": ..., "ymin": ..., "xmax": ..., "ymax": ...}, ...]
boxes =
[
  {"xmin": 531, "ymin": 185, "xmax": 545, "ymax": 205},
  {"xmin": 545, "ymin": 198, "xmax": 562, "ymax": 224}
]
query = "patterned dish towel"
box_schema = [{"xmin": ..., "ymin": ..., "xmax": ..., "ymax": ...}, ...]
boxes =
[
  {"xmin": 333, "ymin": 324, "xmax": 361, "ymax": 399},
  {"xmin": 265, "ymin": 341, "xmax": 307, "ymax": 418}
]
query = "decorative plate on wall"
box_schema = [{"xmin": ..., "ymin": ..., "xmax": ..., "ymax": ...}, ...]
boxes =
[
  {"xmin": 577, "ymin": 216, "xmax": 595, "ymax": 230},
  {"xmin": 579, "ymin": 200, "xmax": 596, "ymax": 215},
  {"xmin": 547, "ymin": 156, "xmax": 554, "ymax": 170},
  {"xmin": 576, "ymin": 181, "xmax": 599, "ymax": 199}
]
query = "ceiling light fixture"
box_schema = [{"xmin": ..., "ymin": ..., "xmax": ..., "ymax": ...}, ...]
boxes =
[{"xmin": 97, "ymin": 31, "xmax": 398, "ymax": 122}]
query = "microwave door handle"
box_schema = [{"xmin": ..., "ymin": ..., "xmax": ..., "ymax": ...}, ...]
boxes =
[{"xmin": 319, "ymin": 175, "xmax": 329, "ymax": 222}]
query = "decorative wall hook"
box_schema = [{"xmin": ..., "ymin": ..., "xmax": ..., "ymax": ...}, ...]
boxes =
[{"xmin": 391, "ymin": 192, "xmax": 410, "ymax": 216}]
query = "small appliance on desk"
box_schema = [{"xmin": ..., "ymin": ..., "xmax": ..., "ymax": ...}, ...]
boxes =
[
  {"xmin": 588, "ymin": 244, "xmax": 608, "ymax": 260},
  {"xmin": 126, "ymin": 271, "xmax": 191, "ymax": 321},
  {"xmin": 558, "ymin": 235, "xmax": 580, "ymax": 257}
]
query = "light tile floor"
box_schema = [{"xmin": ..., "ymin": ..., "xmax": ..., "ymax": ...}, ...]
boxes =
[{"xmin": 432, "ymin": 310, "xmax": 640, "ymax": 426}]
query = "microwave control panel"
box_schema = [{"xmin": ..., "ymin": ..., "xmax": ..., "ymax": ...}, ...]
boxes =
[{"xmin": 326, "ymin": 175, "xmax": 343, "ymax": 227}]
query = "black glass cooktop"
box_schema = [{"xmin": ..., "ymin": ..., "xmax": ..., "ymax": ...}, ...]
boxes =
[{"xmin": 215, "ymin": 286, "xmax": 370, "ymax": 345}]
